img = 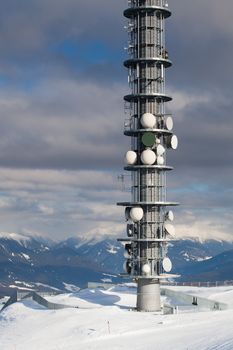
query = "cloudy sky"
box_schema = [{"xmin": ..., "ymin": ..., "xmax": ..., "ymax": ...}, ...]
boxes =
[{"xmin": 0, "ymin": 0, "xmax": 233, "ymax": 241}]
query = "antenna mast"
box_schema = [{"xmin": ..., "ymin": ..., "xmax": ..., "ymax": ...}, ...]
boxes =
[{"xmin": 118, "ymin": 0, "xmax": 179, "ymax": 312}]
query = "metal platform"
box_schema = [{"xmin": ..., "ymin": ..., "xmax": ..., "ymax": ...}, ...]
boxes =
[
  {"xmin": 124, "ymin": 128, "xmax": 172, "ymax": 136},
  {"xmin": 124, "ymin": 6, "xmax": 172, "ymax": 19},
  {"xmin": 117, "ymin": 238, "xmax": 174, "ymax": 242},
  {"xmin": 124, "ymin": 93, "xmax": 172, "ymax": 102},
  {"xmin": 117, "ymin": 201, "xmax": 179, "ymax": 207},
  {"xmin": 119, "ymin": 273, "xmax": 180, "ymax": 279},
  {"xmin": 124, "ymin": 165, "xmax": 173, "ymax": 171},
  {"xmin": 124, "ymin": 57, "xmax": 172, "ymax": 69}
]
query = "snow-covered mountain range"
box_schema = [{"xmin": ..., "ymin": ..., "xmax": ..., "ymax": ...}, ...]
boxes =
[{"xmin": 0, "ymin": 232, "xmax": 233, "ymax": 294}]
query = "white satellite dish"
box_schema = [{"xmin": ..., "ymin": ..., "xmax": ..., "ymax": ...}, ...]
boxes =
[
  {"xmin": 164, "ymin": 223, "xmax": 176, "ymax": 237},
  {"xmin": 141, "ymin": 149, "xmax": 156, "ymax": 165},
  {"xmin": 130, "ymin": 207, "xmax": 144, "ymax": 222},
  {"xmin": 123, "ymin": 261, "xmax": 131, "ymax": 274},
  {"xmin": 166, "ymin": 210, "xmax": 174, "ymax": 222},
  {"xmin": 141, "ymin": 113, "xmax": 156, "ymax": 129},
  {"xmin": 142, "ymin": 264, "xmax": 151, "ymax": 275},
  {"xmin": 157, "ymin": 144, "xmax": 165, "ymax": 156},
  {"xmin": 165, "ymin": 116, "xmax": 173, "ymax": 131},
  {"xmin": 127, "ymin": 224, "xmax": 134, "ymax": 237},
  {"xmin": 124, "ymin": 251, "xmax": 130, "ymax": 259},
  {"xmin": 124, "ymin": 150, "xmax": 137, "ymax": 165},
  {"xmin": 171, "ymin": 135, "xmax": 178, "ymax": 149},
  {"xmin": 157, "ymin": 156, "xmax": 165, "ymax": 165},
  {"xmin": 166, "ymin": 135, "xmax": 178, "ymax": 150},
  {"xmin": 163, "ymin": 257, "xmax": 172, "ymax": 272},
  {"xmin": 125, "ymin": 243, "xmax": 132, "ymax": 254}
]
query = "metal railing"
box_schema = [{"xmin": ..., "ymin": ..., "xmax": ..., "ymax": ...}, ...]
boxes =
[
  {"xmin": 128, "ymin": 0, "xmax": 169, "ymax": 8},
  {"xmin": 163, "ymin": 280, "xmax": 233, "ymax": 288}
]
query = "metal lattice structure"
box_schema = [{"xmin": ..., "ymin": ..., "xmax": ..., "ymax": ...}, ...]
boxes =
[{"xmin": 118, "ymin": 0, "xmax": 179, "ymax": 312}]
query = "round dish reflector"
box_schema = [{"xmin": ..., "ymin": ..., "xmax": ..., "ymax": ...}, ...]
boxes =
[
  {"xmin": 157, "ymin": 156, "xmax": 165, "ymax": 165},
  {"xmin": 165, "ymin": 116, "xmax": 173, "ymax": 131},
  {"xmin": 127, "ymin": 224, "xmax": 134, "ymax": 237},
  {"xmin": 164, "ymin": 223, "xmax": 176, "ymax": 237},
  {"xmin": 142, "ymin": 264, "xmax": 151, "ymax": 275},
  {"xmin": 124, "ymin": 251, "xmax": 130, "ymax": 259},
  {"xmin": 171, "ymin": 135, "xmax": 178, "ymax": 149},
  {"xmin": 166, "ymin": 210, "xmax": 174, "ymax": 222},
  {"xmin": 157, "ymin": 144, "xmax": 165, "ymax": 156},
  {"xmin": 125, "ymin": 207, "xmax": 131, "ymax": 221},
  {"xmin": 123, "ymin": 260, "xmax": 131, "ymax": 274},
  {"xmin": 163, "ymin": 257, "xmax": 172, "ymax": 272},
  {"xmin": 130, "ymin": 207, "xmax": 144, "ymax": 222},
  {"xmin": 124, "ymin": 150, "xmax": 137, "ymax": 165},
  {"xmin": 141, "ymin": 132, "xmax": 156, "ymax": 147},
  {"xmin": 125, "ymin": 243, "xmax": 132, "ymax": 254},
  {"xmin": 141, "ymin": 113, "xmax": 156, "ymax": 129},
  {"xmin": 141, "ymin": 149, "xmax": 156, "ymax": 165},
  {"xmin": 166, "ymin": 135, "xmax": 178, "ymax": 150}
]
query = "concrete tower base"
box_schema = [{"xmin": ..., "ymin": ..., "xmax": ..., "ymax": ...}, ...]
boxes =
[{"xmin": 137, "ymin": 279, "xmax": 161, "ymax": 312}]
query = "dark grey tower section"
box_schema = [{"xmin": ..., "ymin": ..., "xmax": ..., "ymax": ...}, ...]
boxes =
[{"xmin": 118, "ymin": 0, "xmax": 179, "ymax": 312}]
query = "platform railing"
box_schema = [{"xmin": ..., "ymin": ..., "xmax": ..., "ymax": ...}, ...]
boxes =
[
  {"xmin": 128, "ymin": 0, "xmax": 169, "ymax": 8},
  {"xmin": 163, "ymin": 280, "xmax": 233, "ymax": 288}
]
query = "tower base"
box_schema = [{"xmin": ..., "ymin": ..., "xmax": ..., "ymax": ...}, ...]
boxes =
[{"xmin": 136, "ymin": 279, "xmax": 161, "ymax": 312}]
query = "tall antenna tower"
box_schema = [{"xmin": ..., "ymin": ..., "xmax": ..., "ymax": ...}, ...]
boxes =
[{"xmin": 118, "ymin": 0, "xmax": 179, "ymax": 312}]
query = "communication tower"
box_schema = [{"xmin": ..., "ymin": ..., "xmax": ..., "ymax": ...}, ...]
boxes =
[{"xmin": 118, "ymin": 0, "xmax": 179, "ymax": 312}]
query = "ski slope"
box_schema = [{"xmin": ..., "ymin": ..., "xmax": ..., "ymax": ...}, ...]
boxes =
[{"xmin": 0, "ymin": 285, "xmax": 233, "ymax": 350}]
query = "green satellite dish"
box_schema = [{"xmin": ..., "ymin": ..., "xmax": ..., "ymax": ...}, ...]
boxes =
[{"xmin": 141, "ymin": 132, "xmax": 156, "ymax": 147}]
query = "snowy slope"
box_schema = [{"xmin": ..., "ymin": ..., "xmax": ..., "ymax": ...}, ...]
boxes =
[{"xmin": 1, "ymin": 286, "xmax": 233, "ymax": 350}]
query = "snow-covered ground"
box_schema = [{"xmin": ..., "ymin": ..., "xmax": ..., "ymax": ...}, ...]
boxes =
[
  {"xmin": 0, "ymin": 296, "xmax": 9, "ymax": 311},
  {"xmin": 1, "ymin": 285, "xmax": 233, "ymax": 350}
]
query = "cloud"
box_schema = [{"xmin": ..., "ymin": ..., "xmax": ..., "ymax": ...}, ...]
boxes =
[
  {"xmin": 0, "ymin": 0, "xmax": 232, "ymax": 241},
  {"xmin": 0, "ymin": 167, "xmax": 231, "ymax": 242},
  {"xmin": 175, "ymin": 210, "xmax": 233, "ymax": 242},
  {"xmin": 0, "ymin": 80, "xmax": 127, "ymax": 170},
  {"xmin": 0, "ymin": 168, "xmax": 128, "ymax": 239},
  {"xmin": 0, "ymin": 0, "xmax": 126, "ymax": 82}
]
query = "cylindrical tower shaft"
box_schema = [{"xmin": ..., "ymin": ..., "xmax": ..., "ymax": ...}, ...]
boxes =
[
  {"xmin": 137, "ymin": 279, "xmax": 161, "ymax": 311},
  {"xmin": 118, "ymin": 0, "xmax": 178, "ymax": 312}
]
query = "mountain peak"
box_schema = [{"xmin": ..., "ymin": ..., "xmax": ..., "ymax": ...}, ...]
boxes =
[{"xmin": 0, "ymin": 232, "xmax": 31, "ymax": 246}]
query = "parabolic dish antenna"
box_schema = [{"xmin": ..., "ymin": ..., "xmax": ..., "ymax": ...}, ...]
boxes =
[
  {"xmin": 125, "ymin": 150, "xmax": 137, "ymax": 165},
  {"xmin": 166, "ymin": 210, "xmax": 174, "ymax": 222},
  {"xmin": 127, "ymin": 224, "xmax": 134, "ymax": 237},
  {"xmin": 123, "ymin": 261, "xmax": 131, "ymax": 274},
  {"xmin": 157, "ymin": 144, "xmax": 165, "ymax": 156},
  {"xmin": 141, "ymin": 149, "xmax": 156, "ymax": 165},
  {"xmin": 165, "ymin": 116, "xmax": 173, "ymax": 131},
  {"xmin": 166, "ymin": 135, "xmax": 178, "ymax": 150},
  {"xmin": 163, "ymin": 257, "xmax": 172, "ymax": 272},
  {"xmin": 164, "ymin": 223, "xmax": 176, "ymax": 237},
  {"xmin": 171, "ymin": 135, "xmax": 178, "ymax": 149},
  {"xmin": 141, "ymin": 132, "xmax": 156, "ymax": 147},
  {"xmin": 130, "ymin": 207, "xmax": 144, "ymax": 222},
  {"xmin": 141, "ymin": 113, "xmax": 156, "ymax": 129},
  {"xmin": 157, "ymin": 156, "xmax": 164, "ymax": 165},
  {"xmin": 142, "ymin": 264, "xmax": 151, "ymax": 275}
]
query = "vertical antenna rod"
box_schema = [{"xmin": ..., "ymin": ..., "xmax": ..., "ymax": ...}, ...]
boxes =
[{"xmin": 118, "ymin": 0, "xmax": 179, "ymax": 312}]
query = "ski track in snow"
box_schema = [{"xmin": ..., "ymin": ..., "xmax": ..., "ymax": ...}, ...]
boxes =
[
  {"xmin": 205, "ymin": 339, "xmax": 233, "ymax": 350},
  {"xmin": 1, "ymin": 286, "xmax": 233, "ymax": 350}
]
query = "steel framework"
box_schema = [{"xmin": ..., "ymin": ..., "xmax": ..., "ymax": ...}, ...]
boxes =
[{"xmin": 118, "ymin": 0, "xmax": 179, "ymax": 312}]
